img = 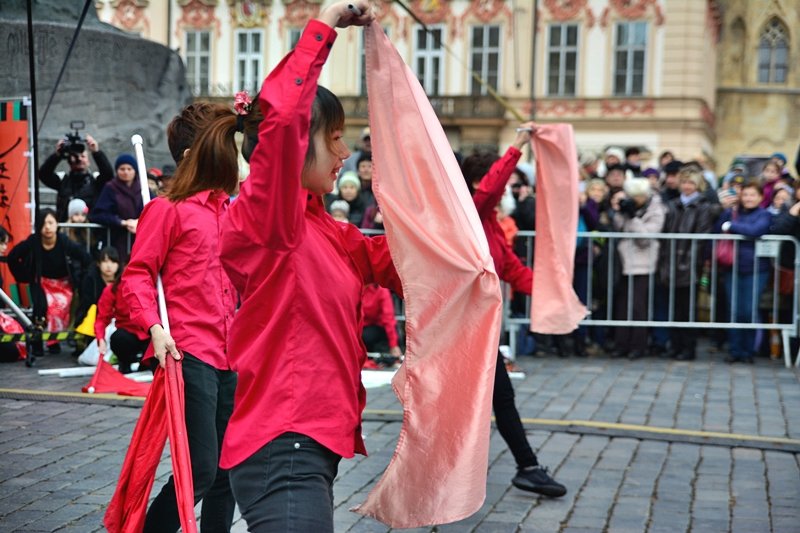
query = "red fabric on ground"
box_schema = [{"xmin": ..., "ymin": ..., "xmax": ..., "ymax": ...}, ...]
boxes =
[{"xmin": 82, "ymin": 358, "xmax": 150, "ymax": 397}]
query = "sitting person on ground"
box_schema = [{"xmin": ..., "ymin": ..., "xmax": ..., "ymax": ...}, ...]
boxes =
[
  {"xmin": 361, "ymin": 282, "xmax": 402, "ymax": 360},
  {"xmin": 329, "ymin": 199, "xmax": 350, "ymax": 223},
  {"xmin": 335, "ymin": 171, "xmax": 366, "ymax": 226},
  {"xmin": 74, "ymin": 247, "xmax": 121, "ymax": 343},
  {"xmin": 95, "ymin": 265, "xmax": 149, "ymax": 374},
  {"xmin": 7, "ymin": 208, "xmax": 91, "ymax": 356}
]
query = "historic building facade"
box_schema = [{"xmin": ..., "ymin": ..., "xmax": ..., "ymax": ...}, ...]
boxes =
[{"xmin": 94, "ymin": 0, "xmax": 797, "ymax": 171}]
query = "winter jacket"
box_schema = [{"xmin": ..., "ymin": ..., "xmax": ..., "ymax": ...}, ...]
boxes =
[
  {"xmin": 613, "ymin": 194, "xmax": 666, "ymax": 275},
  {"xmin": 90, "ymin": 178, "xmax": 144, "ymax": 257},
  {"xmin": 658, "ymin": 195, "xmax": 717, "ymax": 287},
  {"xmin": 715, "ymin": 207, "xmax": 772, "ymax": 274},
  {"xmin": 39, "ymin": 151, "xmax": 114, "ymax": 221}
]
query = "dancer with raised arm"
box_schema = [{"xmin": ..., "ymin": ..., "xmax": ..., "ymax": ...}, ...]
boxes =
[{"xmin": 216, "ymin": 2, "xmax": 403, "ymax": 531}]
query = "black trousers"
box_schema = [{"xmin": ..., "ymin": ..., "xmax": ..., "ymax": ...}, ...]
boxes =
[
  {"xmin": 670, "ymin": 286, "xmax": 697, "ymax": 354},
  {"xmin": 229, "ymin": 432, "xmax": 341, "ymax": 533},
  {"xmin": 110, "ymin": 328, "xmax": 149, "ymax": 373},
  {"xmin": 493, "ymin": 351, "xmax": 537, "ymax": 469},
  {"xmin": 143, "ymin": 353, "xmax": 237, "ymax": 533},
  {"xmin": 362, "ymin": 324, "xmax": 390, "ymax": 352},
  {"xmin": 613, "ymin": 275, "xmax": 650, "ymax": 353}
]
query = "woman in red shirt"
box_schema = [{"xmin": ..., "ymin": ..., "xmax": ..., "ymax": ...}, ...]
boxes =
[
  {"xmin": 217, "ymin": 2, "xmax": 401, "ymax": 531},
  {"xmin": 461, "ymin": 128, "xmax": 566, "ymax": 498},
  {"xmin": 94, "ymin": 270, "xmax": 150, "ymax": 374},
  {"xmin": 121, "ymin": 104, "xmax": 239, "ymax": 531}
]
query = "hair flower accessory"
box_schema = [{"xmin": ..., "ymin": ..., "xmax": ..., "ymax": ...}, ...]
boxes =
[{"xmin": 234, "ymin": 90, "xmax": 253, "ymax": 116}]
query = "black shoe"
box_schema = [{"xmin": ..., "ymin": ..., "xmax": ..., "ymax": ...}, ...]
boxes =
[
  {"xmin": 628, "ymin": 350, "xmax": 645, "ymax": 360},
  {"xmin": 511, "ymin": 465, "xmax": 567, "ymax": 497},
  {"xmin": 650, "ymin": 345, "xmax": 666, "ymax": 357},
  {"xmin": 675, "ymin": 350, "xmax": 695, "ymax": 361},
  {"xmin": 725, "ymin": 355, "xmax": 742, "ymax": 364}
]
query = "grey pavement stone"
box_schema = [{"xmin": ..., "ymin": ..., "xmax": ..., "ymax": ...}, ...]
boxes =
[{"xmin": 1, "ymin": 343, "xmax": 798, "ymax": 532}]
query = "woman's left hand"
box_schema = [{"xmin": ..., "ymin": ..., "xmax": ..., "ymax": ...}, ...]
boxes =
[{"xmin": 320, "ymin": 0, "xmax": 374, "ymax": 29}]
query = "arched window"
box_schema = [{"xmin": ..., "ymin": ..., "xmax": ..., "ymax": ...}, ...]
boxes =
[{"xmin": 757, "ymin": 18, "xmax": 789, "ymax": 83}]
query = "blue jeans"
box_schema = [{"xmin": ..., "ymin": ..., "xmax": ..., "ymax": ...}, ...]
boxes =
[
  {"xmin": 230, "ymin": 433, "xmax": 341, "ymax": 533},
  {"xmin": 723, "ymin": 271, "xmax": 769, "ymax": 359}
]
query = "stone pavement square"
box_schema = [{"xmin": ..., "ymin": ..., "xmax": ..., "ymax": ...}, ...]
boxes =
[{"xmin": 0, "ymin": 342, "xmax": 798, "ymax": 531}]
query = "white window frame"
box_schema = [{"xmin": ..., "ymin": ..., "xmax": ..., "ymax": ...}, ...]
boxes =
[
  {"xmin": 546, "ymin": 23, "xmax": 579, "ymax": 97},
  {"xmin": 185, "ymin": 29, "xmax": 211, "ymax": 96},
  {"xmin": 613, "ymin": 21, "xmax": 647, "ymax": 97},
  {"xmin": 413, "ymin": 24, "xmax": 445, "ymax": 96},
  {"xmin": 288, "ymin": 28, "xmax": 302, "ymax": 51},
  {"xmin": 469, "ymin": 25, "xmax": 502, "ymax": 96},
  {"xmin": 234, "ymin": 29, "xmax": 264, "ymax": 94},
  {"xmin": 757, "ymin": 19, "xmax": 789, "ymax": 84}
]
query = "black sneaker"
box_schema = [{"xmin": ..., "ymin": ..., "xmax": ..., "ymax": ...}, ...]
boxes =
[{"xmin": 511, "ymin": 465, "xmax": 567, "ymax": 497}]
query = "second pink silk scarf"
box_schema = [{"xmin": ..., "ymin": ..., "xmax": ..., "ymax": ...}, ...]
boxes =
[
  {"xmin": 353, "ymin": 24, "xmax": 503, "ymax": 527},
  {"xmin": 530, "ymin": 125, "xmax": 588, "ymax": 333}
]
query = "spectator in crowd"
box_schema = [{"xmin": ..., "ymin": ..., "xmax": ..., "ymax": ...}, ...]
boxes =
[
  {"xmin": 462, "ymin": 125, "xmax": 567, "ymax": 497},
  {"xmin": 658, "ymin": 151, "xmax": 674, "ymax": 171},
  {"xmin": 361, "ymin": 283, "xmax": 402, "ymax": 357},
  {"xmin": 579, "ymin": 152, "xmax": 600, "ymax": 181},
  {"xmin": 717, "ymin": 181, "xmax": 771, "ymax": 363},
  {"xmin": 39, "ymin": 133, "xmax": 114, "ymax": 221},
  {"xmin": 341, "ymin": 126, "xmax": 372, "ymax": 175},
  {"xmin": 329, "ymin": 199, "xmax": 350, "ymax": 223},
  {"xmin": 603, "ymin": 147, "xmax": 625, "ymax": 175},
  {"xmin": 7, "ymin": 208, "xmax": 90, "ymax": 356},
  {"xmin": 356, "ymin": 152, "xmax": 376, "ymax": 208},
  {"xmin": 508, "ymin": 166, "xmax": 537, "ymax": 355},
  {"xmin": 642, "ymin": 167, "xmax": 660, "ymax": 191},
  {"xmin": 361, "ymin": 203, "xmax": 385, "ymax": 230},
  {"xmin": 65, "ymin": 198, "xmax": 90, "ymax": 249},
  {"xmin": 768, "ymin": 183, "xmax": 794, "ymax": 215},
  {"xmin": 759, "ymin": 161, "xmax": 784, "ymax": 209},
  {"xmin": 658, "ymin": 167, "xmax": 717, "ymax": 361},
  {"xmin": 89, "ymin": 154, "xmax": 144, "ymax": 260},
  {"xmin": 572, "ymin": 184, "xmax": 601, "ymax": 356},
  {"xmin": 625, "ymin": 147, "xmax": 643, "ymax": 176},
  {"xmin": 335, "ymin": 171, "xmax": 366, "ymax": 226},
  {"xmin": 604, "ymin": 164, "xmax": 626, "ymax": 195},
  {"xmin": 510, "ymin": 166, "xmax": 536, "ymax": 233},
  {"xmin": 498, "ymin": 186, "xmax": 519, "ymax": 246},
  {"xmin": 770, "ymin": 152, "xmax": 790, "ymax": 179},
  {"xmin": 147, "ymin": 167, "xmax": 163, "ymax": 199},
  {"xmin": 611, "ymin": 178, "xmax": 666, "ymax": 359},
  {"xmin": 769, "ymin": 188, "xmax": 800, "ymax": 343},
  {"xmin": 74, "ymin": 246, "xmax": 121, "ymax": 347},
  {"xmin": 660, "ymin": 160, "xmax": 683, "ymax": 204},
  {"xmin": 95, "ymin": 264, "xmax": 149, "ymax": 374}
]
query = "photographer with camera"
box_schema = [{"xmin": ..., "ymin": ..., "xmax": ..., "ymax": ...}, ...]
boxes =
[
  {"xmin": 610, "ymin": 178, "xmax": 666, "ymax": 359},
  {"xmin": 39, "ymin": 122, "xmax": 114, "ymax": 222}
]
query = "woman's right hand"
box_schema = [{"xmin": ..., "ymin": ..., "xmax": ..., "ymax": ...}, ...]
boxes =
[
  {"xmin": 320, "ymin": 0, "xmax": 373, "ymax": 29},
  {"xmin": 149, "ymin": 324, "xmax": 181, "ymax": 368},
  {"xmin": 98, "ymin": 339, "xmax": 107, "ymax": 355}
]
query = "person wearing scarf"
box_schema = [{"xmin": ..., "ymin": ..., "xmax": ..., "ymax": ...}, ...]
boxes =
[{"xmin": 90, "ymin": 154, "xmax": 144, "ymax": 261}]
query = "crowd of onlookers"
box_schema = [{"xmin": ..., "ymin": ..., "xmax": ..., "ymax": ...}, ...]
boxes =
[{"xmin": 3, "ymin": 126, "xmax": 799, "ymax": 365}]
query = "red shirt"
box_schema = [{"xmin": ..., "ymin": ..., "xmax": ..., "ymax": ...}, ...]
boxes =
[
  {"xmin": 94, "ymin": 283, "xmax": 148, "ymax": 340},
  {"xmin": 362, "ymin": 284, "xmax": 399, "ymax": 348},
  {"xmin": 121, "ymin": 191, "xmax": 236, "ymax": 369},
  {"xmin": 219, "ymin": 21, "xmax": 402, "ymax": 469},
  {"xmin": 473, "ymin": 147, "xmax": 532, "ymax": 295}
]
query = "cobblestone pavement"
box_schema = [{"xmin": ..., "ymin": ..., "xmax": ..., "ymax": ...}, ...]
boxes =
[{"xmin": 0, "ymin": 343, "xmax": 798, "ymax": 532}]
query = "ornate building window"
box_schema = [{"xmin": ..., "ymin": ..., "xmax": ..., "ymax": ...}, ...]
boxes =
[
  {"xmin": 413, "ymin": 24, "xmax": 445, "ymax": 96},
  {"xmin": 234, "ymin": 29, "xmax": 263, "ymax": 93},
  {"xmin": 288, "ymin": 28, "xmax": 302, "ymax": 50},
  {"xmin": 546, "ymin": 23, "xmax": 578, "ymax": 97},
  {"xmin": 757, "ymin": 18, "xmax": 789, "ymax": 84},
  {"xmin": 360, "ymin": 27, "xmax": 390, "ymax": 96},
  {"xmin": 613, "ymin": 21, "xmax": 647, "ymax": 96},
  {"xmin": 185, "ymin": 30, "xmax": 211, "ymax": 96},
  {"xmin": 470, "ymin": 25, "xmax": 501, "ymax": 96}
]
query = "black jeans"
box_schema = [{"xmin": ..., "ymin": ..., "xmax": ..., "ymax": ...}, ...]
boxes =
[
  {"xmin": 613, "ymin": 275, "xmax": 650, "ymax": 353},
  {"xmin": 493, "ymin": 351, "xmax": 537, "ymax": 469},
  {"xmin": 143, "ymin": 353, "xmax": 237, "ymax": 533},
  {"xmin": 230, "ymin": 432, "xmax": 341, "ymax": 533},
  {"xmin": 110, "ymin": 328, "xmax": 149, "ymax": 373}
]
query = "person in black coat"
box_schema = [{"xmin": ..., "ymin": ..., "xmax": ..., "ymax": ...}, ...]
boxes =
[
  {"xmin": 7, "ymin": 209, "xmax": 91, "ymax": 354},
  {"xmin": 38, "ymin": 134, "xmax": 114, "ymax": 221}
]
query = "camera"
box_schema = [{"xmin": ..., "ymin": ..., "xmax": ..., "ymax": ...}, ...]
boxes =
[
  {"xmin": 59, "ymin": 120, "xmax": 86, "ymax": 156},
  {"xmin": 618, "ymin": 198, "xmax": 638, "ymax": 217}
]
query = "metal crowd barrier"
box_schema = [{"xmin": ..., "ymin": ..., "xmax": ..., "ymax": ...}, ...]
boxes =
[
  {"xmin": 506, "ymin": 231, "xmax": 800, "ymax": 369},
  {"xmin": 58, "ymin": 222, "xmax": 133, "ymax": 255}
]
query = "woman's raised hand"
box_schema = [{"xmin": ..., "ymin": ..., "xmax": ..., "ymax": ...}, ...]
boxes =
[{"xmin": 320, "ymin": 0, "xmax": 373, "ymax": 29}]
